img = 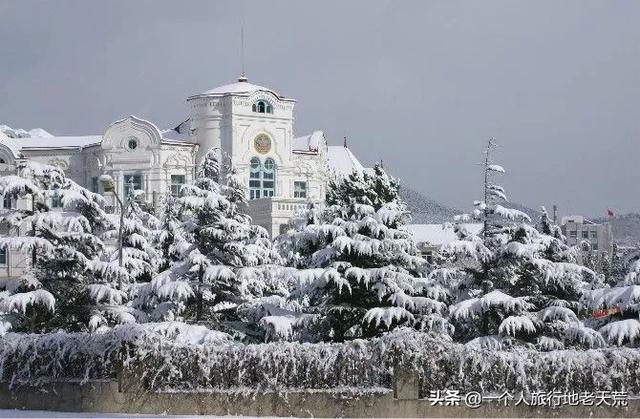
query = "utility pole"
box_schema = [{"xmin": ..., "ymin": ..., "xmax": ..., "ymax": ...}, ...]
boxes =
[
  {"xmin": 482, "ymin": 138, "xmax": 497, "ymax": 242},
  {"xmin": 100, "ymin": 175, "xmax": 135, "ymax": 290},
  {"xmin": 31, "ymin": 195, "xmax": 36, "ymax": 266}
]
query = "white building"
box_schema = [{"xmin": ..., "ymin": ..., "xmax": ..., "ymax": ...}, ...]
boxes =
[
  {"xmin": 560, "ymin": 215, "xmax": 613, "ymax": 259},
  {"xmin": 406, "ymin": 223, "xmax": 484, "ymax": 263},
  {"xmin": 0, "ymin": 76, "xmax": 366, "ymax": 277}
]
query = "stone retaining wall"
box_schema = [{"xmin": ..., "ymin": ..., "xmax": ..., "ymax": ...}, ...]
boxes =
[{"xmin": 0, "ymin": 367, "xmax": 637, "ymax": 417}]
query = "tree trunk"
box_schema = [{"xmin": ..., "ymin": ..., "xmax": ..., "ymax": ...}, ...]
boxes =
[{"xmin": 196, "ymin": 267, "xmax": 203, "ymax": 321}]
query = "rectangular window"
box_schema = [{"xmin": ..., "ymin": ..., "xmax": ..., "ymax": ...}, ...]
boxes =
[
  {"xmin": 592, "ymin": 243, "xmax": 599, "ymax": 250},
  {"xmin": 2, "ymin": 195, "xmax": 11, "ymax": 209},
  {"xmin": 591, "ymin": 231, "xmax": 597, "ymax": 239},
  {"xmin": 582, "ymin": 231, "xmax": 589, "ymax": 239},
  {"xmin": 569, "ymin": 230, "xmax": 577, "ymax": 238},
  {"xmin": 426, "ymin": 251, "xmax": 434, "ymax": 264},
  {"xmin": 124, "ymin": 174, "xmax": 142, "ymax": 197},
  {"xmin": 51, "ymin": 192, "xmax": 63, "ymax": 208},
  {"xmin": 91, "ymin": 177, "xmax": 99, "ymax": 193},
  {"xmin": 294, "ymin": 181, "xmax": 307, "ymax": 198},
  {"xmin": 170, "ymin": 175, "xmax": 186, "ymax": 197},
  {"xmin": 0, "ymin": 248, "xmax": 6, "ymax": 265}
]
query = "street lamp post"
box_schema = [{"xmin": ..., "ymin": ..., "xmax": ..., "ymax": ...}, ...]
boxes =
[{"xmin": 99, "ymin": 174, "xmax": 136, "ymax": 289}]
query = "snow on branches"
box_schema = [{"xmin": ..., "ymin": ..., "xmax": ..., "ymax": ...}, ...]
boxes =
[{"xmin": 279, "ymin": 163, "xmax": 451, "ymax": 341}]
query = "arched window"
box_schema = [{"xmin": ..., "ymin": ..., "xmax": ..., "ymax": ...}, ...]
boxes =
[
  {"xmin": 249, "ymin": 158, "xmax": 262, "ymax": 199},
  {"xmin": 248, "ymin": 157, "xmax": 276, "ymax": 199},
  {"xmin": 252, "ymin": 100, "xmax": 273, "ymax": 114},
  {"xmin": 262, "ymin": 158, "xmax": 275, "ymax": 197}
]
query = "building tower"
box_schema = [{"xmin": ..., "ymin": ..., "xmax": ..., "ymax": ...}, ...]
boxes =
[{"xmin": 186, "ymin": 76, "xmax": 296, "ymax": 177}]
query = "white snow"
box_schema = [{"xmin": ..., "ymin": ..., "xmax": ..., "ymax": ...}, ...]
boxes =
[
  {"xmin": 326, "ymin": 146, "xmax": 365, "ymax": 176},
  {"xmin": 487, "ymin": 164, "xmax": 506, "ymax": 173},
  {"xmin": 27, "ymin": 128, "xmax": 54, "ymax": 138},
  {"xmin": 362, "ymin": 307, "xmax": 415, "ymax": 328},
  {"xmin": 450, "ymin": 290, "xmax": 533, "ymax": 320},
  {"xmin": 4, "ymin": 289, "xmax": 55, "ymax": 314},
  {"xmin": 585, "ymin": 285, "xmax": 640, "ymax": 311},
  {"xmin": 498, "ymin": 315, "xmax": 536, "ymax": 336},
  {"xmin": 406, "ymin": 223, "xmax": 483, "ymax": 246},
  {"xmin": 0, "ymin": 136, "xmax": 102, "ymax": 157},
  {"xmin": 292, "ymin": 130, "xmax": 324, "ymax": 152},
  {"xmin": 599, "ymin": 319, "xmax": 640, "ymax": 346},
  {"xmin": 195, "ymin": 79, "xmax": 283, "ymax": 98},
  {"xmin": 0, "ymin": 125, "xmax": 53, "ymax": 139}
]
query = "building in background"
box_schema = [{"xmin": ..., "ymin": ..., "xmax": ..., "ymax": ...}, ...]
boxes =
[
  {"xmin": 409, "ymin": 217, "xmax": 614, "ymax": 265},
  {"xmin": 0, "ymin": 76, "xmax": 365, "ymax": 235},
  {"xmin": 560, "ymin": 215, "xmax": 613, "ymax": 259},
  {"xmin": 406, "ymin": 223, "xmax": 483, "ymax": 263},
  {"xmin": 0, "ymin": 76, "xmax": 366, "ymax": 278}
]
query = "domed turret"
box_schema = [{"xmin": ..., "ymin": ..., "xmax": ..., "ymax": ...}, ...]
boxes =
[{"xmin": 186, "ymin": 75, "xmax": 295, "ymax": 168}]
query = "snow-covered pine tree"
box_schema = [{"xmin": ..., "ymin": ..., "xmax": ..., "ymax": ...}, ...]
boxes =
[
  {"xmin": 0, "ymin": 165, "xmax": 54, "ymax": 333},
  {"xmin": 584, "ymin": 258, "xmax": 640, "ymax": 347},
  {"xmin": 504, "ymin": 208, "xmax": 602, "ymax": 350},
  {"xmin": 275, "ymin": 201, "xmax": 337, "ymax": 269},
  {"xmin": 0, "ymin": 161, "xmax": 109, "ymax": 332},
  {"xmin": 444, "ymin": 139, "xmax": 532, "ymax": 346},
  {"xmin": 284, "ymin": 164, "xmax": 451, "ymax": 342},
  {"xmin": 156, "ymin": 193, "xmax": 186, "ymax": 272},
  {"xmin": 444, "ymin": 140, "xmax": 602, "ymax": 349},
  {"xmin": 87, "ymin": 178, "xmax": 160, "ymax": 331},
  {"xmin": 144, "ymin": 149, "xmax": 278, "ymax": 340}
]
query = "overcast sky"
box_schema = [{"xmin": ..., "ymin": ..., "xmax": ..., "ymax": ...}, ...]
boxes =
[{"xmin": 1, "ymin": 0, "xmax": 638, "ymax": 216}]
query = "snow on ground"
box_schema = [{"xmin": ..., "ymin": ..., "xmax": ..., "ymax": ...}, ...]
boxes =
[{"xmin": 0, "ymin": 410, "xmax": 267, "ymax": 418}]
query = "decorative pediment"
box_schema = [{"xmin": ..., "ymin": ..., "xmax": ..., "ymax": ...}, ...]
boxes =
[
  {"xmin": 102, "ymin": 115, "xmax": 162, "ymax": 151},
  {"xmin": 47, "ymin": 157, "xmax": 69, "ymax": 170},
  {"xmin": 164, "ymin": 152, "xmax": 193, "ymax": 168}
]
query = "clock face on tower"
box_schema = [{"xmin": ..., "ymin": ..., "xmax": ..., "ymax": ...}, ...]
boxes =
[{"xmin": 254, "ymin": 134, "xmax": 272, "ymax": 154}]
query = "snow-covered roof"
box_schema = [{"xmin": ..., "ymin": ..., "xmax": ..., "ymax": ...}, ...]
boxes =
[
  {"xmin": 0, "ymin": 135, "xmax": 102, "ymax": 157},
  {"xmin": 0, "ymin": 125, "xmax": 54, "ymax": 139},
  {"xmin": 160, "ymin": 128, "xmax": 192, "ymax": 143},
  {"xmin": 190, "ymin": 76, "xmax": 292, "ymax": 101},
  {"xmin": 26, "ymin": 128, "xmax": 53, "ymax": 138},
  {"xmin": 327, "ymin": 146, "xmax": 365, "ymax": 177},
  {"xmin": 406, "ymin": 223, "xmax": 484, "ymax": 246},
  {"xmin": 0, "ymin": 116, "xmax": 196, "ymax": 158},
  {"xmin": 292, "ymin": 131, "xmax": 325, "ymax": 153}
]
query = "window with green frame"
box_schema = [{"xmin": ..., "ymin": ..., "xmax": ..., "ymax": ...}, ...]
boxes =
[
  {"xmin": 124, "ymin": 174, "xmax": 142, "ymax": 197},
  {"xmin": 252, "ymin": 100, "xmax": 273, "ymax": 114},
  {"xmin": 294, "ymin": 181, "xmax": 307, "ymax": 198},
  {"xmin": 51, "ymin": 190, "xmax": 63, "ymax": 208},
  {"xmin": 171, "ymin": 174, "xmax": 186, "ymax": 197},
  {"xmin": 91, "ymin": 177, "xmax": 99, "ymax": 193},
  {"xmin": 249, "ymin": 157, "xmax": 276, "ymax": 199}
]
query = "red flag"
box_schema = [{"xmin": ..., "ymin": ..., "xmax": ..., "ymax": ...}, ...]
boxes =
[
  {"xmin": 593, "ymin": 307, "xmax": 620, "ymax": 319},
  {"xmin": 607, "ymin": 209, "xmax": 615, "ymax": 218}
]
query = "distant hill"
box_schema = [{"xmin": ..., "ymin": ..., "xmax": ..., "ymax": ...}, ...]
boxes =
[
  {"xmin": 592, "ymin": 213, "xmax": 640, "ymax": 247},
  {"xmin": 400, "ymin": 185, "xmax": 639, "ymax": 247},
  {"xmin": 400, "ymin": 187, "xmax": 459, "ymax": 224},
  {"xmin": 401, "ymin": 186, "xmax": 543, "ymax": 225}
]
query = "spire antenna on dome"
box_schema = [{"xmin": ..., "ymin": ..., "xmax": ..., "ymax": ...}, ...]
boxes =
[{"xmin": 238, "ymin": 18, "xmax": 248, "ymax": 83}]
